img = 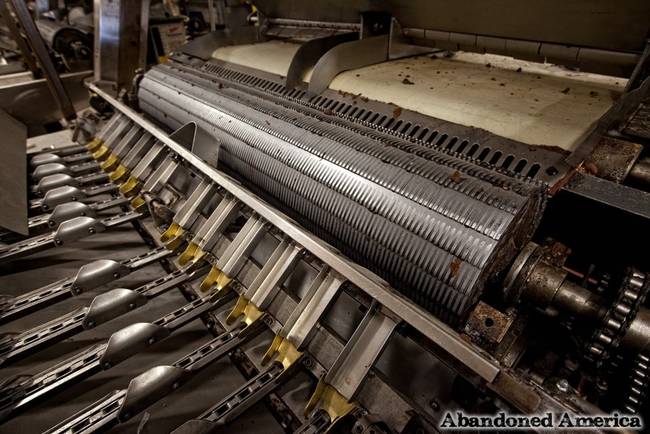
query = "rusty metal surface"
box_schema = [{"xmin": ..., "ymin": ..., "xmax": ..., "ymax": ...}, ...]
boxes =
[
  {"xmin": 623, "ymin": 99, "xmax": 650, "ymax": 140},
  {"xmin": 586, "ymin": 137, "xmax": 643, "ymax": 183},
  {"xmin": 464, "ymin": 302, "xmax": 513, "ymax": 346}
]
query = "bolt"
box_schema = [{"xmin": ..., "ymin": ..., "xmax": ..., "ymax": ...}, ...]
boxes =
[
  {"xmin": 429, "ymin": 399, "xmax": 440, "ymax": 411},
  {"xmin": 103, "ymin": 362, "xmax": 112, "ymax": 369},
  {"xmin": 72, "ymin": 286, "xmax": 82, "ymax": 295},
  {"xmin": 556, "ymin": 379, "xmax": 570, "ymax": 393},
  {"xmin": 86, "ymin": 320, "xmax": 95, "ymax": 328},
  {"xmin": 128, "ymin": 303, "xmax": 136, "ymax": 309},
  {"xmin": 546, "ymin": 166, "xmax": 559, "ymax": 176},
  {"xmin": 88, "ymin": 228, "xmax": 95, "ymax": 234},
  {"xmin": 113, "ymin": 272, "xmax": 120, "ymax": 278},
  {"xmin": 148, "ymin": 337, "xmax": 156, "ymax": 345}
]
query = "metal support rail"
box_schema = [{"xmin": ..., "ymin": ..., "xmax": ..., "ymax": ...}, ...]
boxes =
[
  {"xmin": 0, "ymin": 266, "xmax": 209, "ymax": 366},
  {"xmin": 0, "ymin": 245, "xmax": 172, "ymax": 325},
  {"xmin": 88, "ymin": 83, "xmax": 500, "ymax": 382},
  {"xmin": 0, "ymin": 292, "xmax": 233, "ymax": 420}
]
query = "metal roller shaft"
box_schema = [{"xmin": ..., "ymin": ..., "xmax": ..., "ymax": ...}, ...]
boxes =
[{"xmin": 137, "ymin": 64, "xmax": 545, "ymax": 324}]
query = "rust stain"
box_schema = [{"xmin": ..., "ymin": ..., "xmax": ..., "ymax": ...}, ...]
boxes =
[
  {"xmin": 582, "ymin": 162, "xmax": 599, "ymax": 175},
  {"xmin": 449, "ymin": 258, "xmax": 462, "ymax": 277},
  {"xmin": 548, "ymin": 167, "xmax": 578, "ymax": 196}
]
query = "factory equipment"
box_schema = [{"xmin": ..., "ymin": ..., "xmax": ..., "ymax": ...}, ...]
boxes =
[{"xmin": 1, "ymin": 1, "xmax": 649, "ymax": 433}]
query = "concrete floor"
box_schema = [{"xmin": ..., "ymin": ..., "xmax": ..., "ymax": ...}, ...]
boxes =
[{"xmin": 0, "ymin": 218, "xmax": 283, "ymax": 433}]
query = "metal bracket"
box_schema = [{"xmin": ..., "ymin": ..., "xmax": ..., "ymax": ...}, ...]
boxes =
[
  {"xmin": 263, "ymin": 268, "xmax": 345, "ymax": 369},
  {"xmin": 71, "ymin": 259, "xmax": 131, "ymax": 295},
  {"xmin": 30, "ymin": 153, "xmax": 63, "ymax": 168},
  {"xmin": 160, "ymin": 179, "xmax": 217, "ymax": 250},
  {"xmin": 113, "ymin": 133, "xmax": 155, "ymax": 180},
  {"xmin": 82, "ymin": 288, "xmax": 148, "ymax": 329},
  {"xmin": 226, "ymin": 240, "xmax": 303, "ymax": 326},
  {"xmin": 117, "ymin": 365, "xmax": 191, "ymax": 422},
  {"xmin": 178, "ymin": 195, "xmax": 240, "ymax": 266},
  {"xmin": 54, "ymin": 217, "xmax": 106, "ymax": 246},
  {"xmin": 53, "ymin": 216, "xmax": 106, "ymax": 246},
  {"xmin": 286, "ymin": 32, "xmax": 358, "ymax": 89},
  {"xmin": 119, "ymin": 141, "xmax": 166, "ymax": 196},
  {"xmin": 100, "ymin": 322, "xmax": 171, "ymax": 368},
  {"xmin": 92, "ymin": 117, "xmax": 133, "ymax": 153},
  {"xmin": 41, "ymin": 186, "xmax": 87, "ymax": 211},
  {"xmin": 32, "ymin": 163, "xmax": 71, "ymax": 181},
  {"xmin": 99, "ymin": 126, "xmax": 144, "ymax": 173},
  {"xmin": 111, "ymin": 322, "xmax": 260, "ymax": 425},
  {"xmin": 139, "ymin": 157, "xmax": 181, "ymax": 196},
  {"xmin": 305, "ymin": 303, "xmax": 397, "ymax": 424},
  {"xmin": 168, "ymin": 121, "xmax": 197, "ymax": 151},
  {"xmin": 48, "ymin": 202, "xmax": 96, "ymax": 228},
  {"xmin": 36, "ymin": 173, "xmax": 80, "ymax": 195},
  {"xmin": 199, "ymin": 214, "xmax": 268, "ymax": 294},
  {"xmin": 307, "ymin": 35, "xmax": 389, "ymax": 95}
]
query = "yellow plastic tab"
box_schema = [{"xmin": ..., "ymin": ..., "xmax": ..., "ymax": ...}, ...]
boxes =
[
  {"xmin": 262, "ymin": 335, "xmax": 284, "ymax": 366},
  {"xmin": 165, "ymin": 234, "xmax": 185, "ymax": 252},
  {"xmin": 242, "ymin": 302, "xmax": 264, "ymax": 326},
  {"xmin": 179, "ymin": 242, "xmax": 206, "ymax": 266},
  {"xmin": 199, "ymin": 266, "xmax": 232, "ymax": 293},
  {"xmin": 92, "ymin": 144, "xmax": 110, "ymax": 160},
  {"xmin": 160, "ymin": 222, "xmax": 182, "ymax": 243},
  {"xmin": 277, "ymin": 339, "xmax": 302, "ymax": 370},
  {"xmin": 100, "ymin": 154, "xmax": 119, "ymax": 171},
  {"xmin": 109, "ymin": 165, "xmax": 128, "ymax": 182},
  {"xmin": 304, "ymin": 380, "xmax": 355, "ymax": 423},
  {"xmin": 130, "ymin": 196, "xmax": 146, "ymax": 212},
  {"xmin": 119, "ymin": 176, "xmax": 140, "ymax": 196},
  {"xmin": 226, "ymin": 295, "xmax": 249, "ymax": 325},
  {"xmin": 86, "ymin": 137, "xmax": 103, "ymax": 151}
]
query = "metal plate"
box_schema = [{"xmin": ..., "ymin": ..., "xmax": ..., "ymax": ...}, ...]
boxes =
[
  {"xmin": 0, "ymin": 70, "xmax": 91, "ymax": 136},
  {"xmin": 0, "ymin": 109, "xmax": 27, "ymax": 235},
  {"xmin": 252, "ymin": 0, "xmax": 650, "ymax": 53}
]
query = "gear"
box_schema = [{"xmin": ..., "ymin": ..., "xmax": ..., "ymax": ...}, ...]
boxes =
[
  {"xmin": 585, "ymin": 269, "xmax": 649, "ymax": 366},
  {"xmin": 623, "ymin": 353, "xmax": 650, "ymax": 414}
]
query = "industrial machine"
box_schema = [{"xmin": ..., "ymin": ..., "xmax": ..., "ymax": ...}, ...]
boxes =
[{"xmin": 1, "ymin": 1, "xmax": 649, "ymax": 433}]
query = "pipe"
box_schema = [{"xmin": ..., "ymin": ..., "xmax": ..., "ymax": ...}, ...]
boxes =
[{"xmin": 521, "ymin": 259, "xmax": 650, "ymax": 353}]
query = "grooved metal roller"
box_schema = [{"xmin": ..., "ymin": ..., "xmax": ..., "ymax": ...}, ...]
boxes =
[{"xmin": 138, "ymin": 64, "xmax": 546, "ymax": 324}]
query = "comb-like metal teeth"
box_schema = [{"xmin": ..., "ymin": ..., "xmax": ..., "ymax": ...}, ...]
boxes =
[{"xmin": 138, "ymin": 71, "xmax": 544, "ymax": 324}]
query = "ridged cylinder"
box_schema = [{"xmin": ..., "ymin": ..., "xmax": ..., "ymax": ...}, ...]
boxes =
[{"xmin": 138, "ymin": 65, "xmax": 545, "ymax": 325}]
